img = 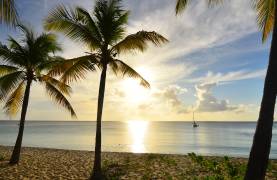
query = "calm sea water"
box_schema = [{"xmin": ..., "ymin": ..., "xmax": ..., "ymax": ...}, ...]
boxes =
[{"xmin": 0, "ymin": 121, "xmax": 276, "ymax": 158}]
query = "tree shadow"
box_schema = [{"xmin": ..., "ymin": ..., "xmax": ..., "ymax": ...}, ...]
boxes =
[{"xmin": 0, "ymin": 161, "xmax": 13, "ymax": 168}]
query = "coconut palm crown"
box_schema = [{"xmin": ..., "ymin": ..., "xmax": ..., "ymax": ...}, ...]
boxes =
[
  {"xmin": 0, "ymin": 25, "xmax": 76, "ymax": 117},
  {"xmin": 0, "ymin": 24, "xmax": 76, "ymax": 164},
  {"xmin": 44, "ymin": 0, "xmax": 168, "ymax": 86},
  {"xmin": 44, "ymin": 0, "xmax": 168, "ymax": 178}
]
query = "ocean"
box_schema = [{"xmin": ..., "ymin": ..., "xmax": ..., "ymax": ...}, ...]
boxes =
[{"xmin": 0, "ymin": 121, "xmax": 276, "ymax": 158}]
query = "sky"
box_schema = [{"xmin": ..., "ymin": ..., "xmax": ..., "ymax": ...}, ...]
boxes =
[{"xmin": 0, "ymin": 0, "xmax": 274, "ymax": 121}]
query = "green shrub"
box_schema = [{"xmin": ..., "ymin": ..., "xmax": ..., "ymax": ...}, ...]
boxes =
[
  {"xmin": 102, "ymin": 160, "xmax": 127, "ymax": 180},
  {"xmin": 0, "ymin": 154, "xmax": 4, "ymax": 161}
]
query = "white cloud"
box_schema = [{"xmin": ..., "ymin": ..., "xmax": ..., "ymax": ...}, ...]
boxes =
[
  {"xmin": 153, "ymin": 85, "xmax": 187, "ymax": 107},
  {"xmin": 190, "ymin": 69, "xmax": 266, "ymax": 84},
  {"xmin": 0, "ymin": 0, "xmax": 267, "ymax": 121},
  {"xmin": 194, "ymin": 82, "xmax": 238, "ymax": 112}
]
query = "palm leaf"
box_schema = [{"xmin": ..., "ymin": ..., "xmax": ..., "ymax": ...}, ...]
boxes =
[
  {"xmin": 0, "ymin": 64, "xmax": 18, "ymax": 76},
  {"xmin": 94, "ymin": 0, "xmax": 129, "ymax": 44},
  {"xmin": 34, "ymin": 33, "xmax": 62, "ymax": 54},
  {"xmin": 39, "ymin": 74, "xmax": 72, "ymax": 95},
  {"xmin": 254, "ymin": 0, "xmax": 275, "ymax": 42},
  {"xmin": 44, "ymin": 4, "xmax": 102, "ymax": 49},
  {"xmin": 109, "ymin": 59, "xmax": 150, "ymax": 88},
  {"xmin": 0, "ymin": 42, "xmax": 25, "ymax": 66},
  {"xmin": 45, "ymin": 81, "xmax": 77, "ymax": 117},
  {"xmin": 111, "ymin": 31, "xmax": 168, "ymax": 54},
  {"xmin": 0, "ymin": 71, "xmax": 25, "ymax": 102},
  {"xmin": 47, "ymin": 55, "xmax": 98, "ymax": 83},
  {"xmin": 75, "ymin": 7, "xmax": 103, "ymax": 43},
  {"xmin": 176, "ymin": 0, "xmax": 189, "ymax": 15},
  {"xmin": 0, "ymin": 0, "xmax": 18, "ymax": 26},
  {"xmin": 4, "ymin": 81, "xmax": 25, "ymax": 116},
  {"xmin": 176, "ymin": 0, "xmax": 223, "ymax": 14}
]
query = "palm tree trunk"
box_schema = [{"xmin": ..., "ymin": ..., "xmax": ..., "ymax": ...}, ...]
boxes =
[
  {"xmin": 9, "ymin": 78, "xmax": 32, "ymax": 164},
  {"xmin": 91, "ymin": 64, "xmax": 107, "ymax": 180},
  {"xmin": 245, "ymin": 3, "xmax": 277, "ymax": 179}
]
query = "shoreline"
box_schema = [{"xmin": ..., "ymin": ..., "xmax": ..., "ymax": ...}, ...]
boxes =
[{"xmin": 1, "ymin": 146, "xmax": 277, "ymax": 179}]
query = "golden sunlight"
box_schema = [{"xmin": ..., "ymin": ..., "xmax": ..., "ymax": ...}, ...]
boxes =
[
  {"xmin": 127, "ymin": 120, "xmax": 149, "ymax": 153},
  {"xmin": 121, "ymin": 67, "xmax": 153, "ymax": 104}
]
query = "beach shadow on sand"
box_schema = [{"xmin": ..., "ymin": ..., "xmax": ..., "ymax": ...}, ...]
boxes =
[{"xmin": 0, "ymin": 161, "xmax": 13, "ymax": 168}]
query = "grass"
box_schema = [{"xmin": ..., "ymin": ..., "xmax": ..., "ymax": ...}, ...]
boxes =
[
  {"xmin": 102, "ymin": 160, "xmax": 128, "ymax": 180},
  {"xmin": 188, "ymin": 153, "xmax": 246, "ymax": 179},
  {"xmin": 0, "ymin": 154, "xmax": 4, "ymax": 161},
  {"xmin": 99, "ymin": 153, "xmax": 277, "ymax": 179}
]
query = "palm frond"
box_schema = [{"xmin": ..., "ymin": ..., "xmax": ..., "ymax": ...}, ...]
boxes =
[
  {"xmin": 44, "ymin": 4, "xmax": 102, "ymax": 49},
  {"xmin": 8, "ymin": 36, "xmax": 25, "ymax": 53},
  {"xmin": 207, "ymin": 0, "xmax": 224, "ymax": 7},
  {"xmin": 0, "ymin": 71, "xmax": 25, "ymax": 102},
  {"xmin": 75, "ymin": 6, "xmax": 103, "ymax": 43},
  {"xmin": 34, "ymin": 33, "xmax": 62, "ymax": 54},
  {"xmin": 47, "ymin": 55, "xmax": 98, "ymax": 83},
  {"xmin": 45, "ymin": 81, "xmax": 77, "ymax": 117},
  {"xmin": 112, "ymin": 31, "xmax": 168, "ymax": 54},
  {"xmin": 94, "ymin": 0, "xmax": 129, "ymax": 44},
  {"xmin": 17, "ymin": 24, "xmax": 36, "ymax": 47},
  {"xmin": 0, "ymin": 0, "xmax": 18, "ymax": 26},
  {"xmin": 109, "ymin": 59, "xmax": 150, "ymax": 88},
  {"xmin": 0, "ymin": 64, "xmax": 18, "ymax": 76},
  {"xmin": 39, "ymin": 74, "xmax": 72, "ymax": 95},
  {"xmin": 254, "ymin": 0, "xmax": 275, "ymax": 42},
  {"xmin": 176, "ymin": 0, "xmax": 223, "ymax": 14},
  {"xmin": 4, "ymin": 81, "xmax": 25, "ymax": 116},
  {"xmin": 176, "ymin": 0, "xmax": 189, "ymax": 15},
  {"xmin": 0, "ymin": 42, "xmax": 25, "ymax": 66}
]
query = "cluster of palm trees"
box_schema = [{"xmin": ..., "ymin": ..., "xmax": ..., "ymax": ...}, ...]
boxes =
[
  {"xmin": 0, "ymin": 0, "xmax": 276, "ymax": 179},
  {"xmin": 0, "ymin": 0, "xmax": 168, "ymax": 179}
]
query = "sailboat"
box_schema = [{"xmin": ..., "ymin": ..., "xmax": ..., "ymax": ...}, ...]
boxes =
[{"xmin": 192, "ymin": 112, "xmax": 199, "ymax": 128}]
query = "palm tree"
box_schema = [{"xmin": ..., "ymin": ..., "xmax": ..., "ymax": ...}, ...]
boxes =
[
  {"xmin": 176, "ymin": 0, "xmax": 277, "ymax": 179},
  {"xmin": 0, "ymin": 0, "xmax": 18, "ymax": 26},
  {"xmin": 44, "ymin": 0, "xmax": 168, "ymax": 178},
  {"xmin": 245, "ymin": 1, "xmax": 277, "ymax": 179},
  {"xmin": 0, "ymin": 24, "xmax": 76, "ymax": 164}
]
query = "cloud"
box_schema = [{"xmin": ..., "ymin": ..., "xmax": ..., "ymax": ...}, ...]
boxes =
[
  {"xmin": 194, "ymin": 82, "xmax": 238, "ymax": 112},
  {"xmin": 153, "ymin": 85, "xmax": 187, "ymax": 107},
  {"xmin": 190, "ymin": 69, "xmax": 266, "ymax": 84},
  {"xmin": 0, "ymin": 0, "xmax": 267, "ymax": 121}
]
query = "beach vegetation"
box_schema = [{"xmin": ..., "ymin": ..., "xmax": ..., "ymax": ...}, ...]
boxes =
[
  {"xmin": 0, "ymin": 154, "xmax": 4, "ymax": 161},
  {"xmin": 0, "ymin": 24, "xmax": 76, "ymax": 164},
  {"xmin": 102, "ymin": 160, "xmax": 127, "ymax": 180},
  {"xmin": 188, "ymin": 153, "xmax": 246, "ymax": 179},
  {"xmin": 44, "ymin": 0, "xmax": 168, "ymax": 178}
]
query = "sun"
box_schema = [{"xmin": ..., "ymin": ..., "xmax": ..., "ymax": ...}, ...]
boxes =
[{"xmin": 121, "ymin": 67, "xmax": 154, "ymax": 104}]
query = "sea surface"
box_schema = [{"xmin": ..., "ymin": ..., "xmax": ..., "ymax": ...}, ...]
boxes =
[{"xmin": 0, "ymin": 121, "xmax": 277, "ymax": 158}]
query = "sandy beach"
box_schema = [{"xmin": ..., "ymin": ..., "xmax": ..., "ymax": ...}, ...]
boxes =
[{"xmin": 0, "ymin": 146, "xmax": 276, "ymax": 179}]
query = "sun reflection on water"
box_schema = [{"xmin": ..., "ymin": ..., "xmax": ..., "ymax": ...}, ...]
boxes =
[{"xmin": 127, "ymin": 120, "xmax": 149, "ymax": 153}]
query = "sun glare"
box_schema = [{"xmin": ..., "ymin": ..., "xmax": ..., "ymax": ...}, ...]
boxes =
[
  {"xmin": 121, "ymin": 67, "xmax": 153, "ymax": 104},
  {"xmin": 127, "ymin": 120, "xmax": 149, "ymax": 153}
]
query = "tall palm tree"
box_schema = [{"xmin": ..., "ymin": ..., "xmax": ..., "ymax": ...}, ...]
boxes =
[
  {"xmin": 0, "ymin": 24, "xmax": 76, "ymax": 164},
  {"xmin": 176, "ymin": 0, "xmax": 277, "ymax": 179},
  {"xmin": 245, "ymin": 0, "xmax": 277, "ymax": 179},
  {"xmin": 44, "ymin": 0, "xmax": 168, "ymax": 178},
  {"xmin": 0, "ymin": 0, "xmax": 18, "ymax": 26}
]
